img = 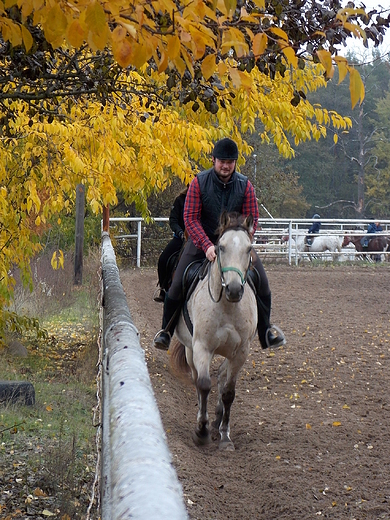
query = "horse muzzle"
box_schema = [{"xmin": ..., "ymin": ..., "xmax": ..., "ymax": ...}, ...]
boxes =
[{"xmin": 224, "ymin": 281, "xmax": 244, "ymax": 302}]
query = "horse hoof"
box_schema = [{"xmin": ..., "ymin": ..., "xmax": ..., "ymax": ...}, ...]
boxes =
[
  {"xmin": 192, "ymin": 430, "xmax": 211, "ymax": 446},
  {"xmin": 219, "ymin": 440, "xmax": 235, "ymax": 451}
]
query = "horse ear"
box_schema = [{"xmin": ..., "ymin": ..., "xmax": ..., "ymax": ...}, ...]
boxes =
[
  {"xmin": 220, "ymin": 210, "xmax": 230, "ymax": 228},
  {"xmin": 244, "ymin": 214, "xmax": 254, "ymax": 234}
]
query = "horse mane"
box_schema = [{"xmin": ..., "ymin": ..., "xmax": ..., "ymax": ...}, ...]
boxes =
[{"xmin": 216, "ymin": 211, "xmax": 254, "ymax": 238}]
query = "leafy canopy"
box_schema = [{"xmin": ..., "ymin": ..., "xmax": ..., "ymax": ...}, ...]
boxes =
[{"xmin": 0, "ymin": 0, "xmax": 389, "ymax": 116}]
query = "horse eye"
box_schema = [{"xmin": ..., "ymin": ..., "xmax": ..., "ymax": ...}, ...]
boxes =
[{"xmin": 219, "ymin": 246, "xmax": 225, "ymax": 253}]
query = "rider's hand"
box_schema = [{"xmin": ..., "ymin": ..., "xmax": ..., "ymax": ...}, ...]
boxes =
[{"xmin": 206, "ymin": 245, "xmax": 216, "ymax": 262}]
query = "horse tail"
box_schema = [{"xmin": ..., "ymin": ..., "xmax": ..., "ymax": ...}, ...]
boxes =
[{"xmin": 170, "ymin": 339, "xmax": 191, "ymax": 377}]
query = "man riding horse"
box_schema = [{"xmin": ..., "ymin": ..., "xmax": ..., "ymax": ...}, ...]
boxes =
[
  {"xmin": 361, "ymin": 221, "xmax": 382, "ymax": 248},
  {"xmin": 305, "ymin": 213, "xmax": 321, "ymax": 246},
  {"xmin": 153, "ymin": 137, "xmax": 286, "ymax": 352}
]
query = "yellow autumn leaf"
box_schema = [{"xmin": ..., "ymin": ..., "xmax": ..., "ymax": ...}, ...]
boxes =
[
  {"xmin": 349, "ymin": 67, "xmax": 365, "ymax": 109},
  {"xmin": 21, "ymin": 25, "xmax": 33, "ymax": 52},
  {"xmin": 269, "ymin": 27, "xmax": 289, "ymax": 42},
  {"xmin": 173, "ymin": 55, "xmax": 187, "ymax": 76},
  {"xmin": 58, "ymin": 250, "xmax": 64, "ymax": 269},
  {"xmin": 218, "ymin": 61, "xmax": 228, "ymax": 76},
  {"xmin": 332, "ymin": 421, "xmax": 341, "ymax": 427},
  {"xmin": 112, "ymin": 38, "xmax": 133, "ymax": 68},
  {"xmin": 201, "ymin": 54, "xmax": 216, "ymax": 81},
  {"xmin": 85, "ymin": 1, "xmax": 109, "ymax": 51},
  {"xmin": 222, "ymin": 0, "xmax": 236, "ymax": 17},
  {"xmin": 46, "ymin": 405, "xmax": 53, "ymax": 412},
  {"xmin": 333, "ymin": 133, "xmax": 338, "ymax": 144},
  {"xmin": 34, "ymin": 488, "xmax": 47, "ymax": 497},
  {"xmin": 251, "ymin": 0, "xmax": 265, "ymax": 8},
  {"xmin": 43, "ymin": 4, "xmax": 67, "ymax": 47},
  {"xmin": 281, "ymin": 45, "xmax": 298, "ymax": 68},
  {"xmin": 334, "ymin": 56, "xmax": 348, "ymax": 84},
  {"xmin": 166, "ymin": 34, "xmax": 181, "ymax": 60},
  {"xmin": 343, "ymin": 21, "xmax": 366, "ymax": 40},
  {"xmin": 66, "ymin": 19, "xmax": 86, "ymax": 48},
  {"xmin": 252, "ymin": 32, "xmax": 267, "ymax": 57},
  {"xmin": 158, "ymin": 50, "xmax": 168, "ymax": 73},
  {"xmin": 5, "ymin": 20, "xmax": 22, "ymax": 47},
  {"xmin": 222, "ymin": 28, "xmax": 249, "ymax": 57},
  {"xmin": 306, "ymin": 423, "xmax": 312, "ymax": 429},
  {"xmin": 316, "ymin": 49, "xmax": 334, "ymax": 78},
  {"xmin": 189, "ymin": 27, "xmax": 206, "ymax": 60}
]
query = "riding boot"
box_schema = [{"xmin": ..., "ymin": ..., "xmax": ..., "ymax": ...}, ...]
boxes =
[
  {"xmin": 153, "ymin": 295, "xmax": 182, "ymax": 351},
  {"xmin": 256, "ymin": 293, "xmax": 286, "ymax": 350}
]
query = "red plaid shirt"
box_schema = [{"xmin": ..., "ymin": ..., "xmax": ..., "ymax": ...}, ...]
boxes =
[{"xmin": 184, "ymin": 174, "xmax": 259, "ymax": 253}]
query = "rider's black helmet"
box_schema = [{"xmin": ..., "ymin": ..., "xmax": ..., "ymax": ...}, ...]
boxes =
[
  {"xmin": 212, "ymin": 138, "xmax": 239, "ymax": 160},
  {"xmin": 312, "ymin": 213, "xmax": 320, "ymax": 219}
]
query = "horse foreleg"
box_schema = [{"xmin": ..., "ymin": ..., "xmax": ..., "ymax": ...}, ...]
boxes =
[
  {"xmin": 212, "ymin": 359, "xmax": 228, "ymax": 431},
  {"xmin": 192, "ymin": 375, "xmax": 212, "ymax": 446},
  {"xmin": 191, "ymin": 346, "xmax": 213, "ymax": 446},
  {"xmin": 217, "ymin": 354, "xmax": 248, "ymax": 451},
  {"xmin": 218, "ymin": 381, "xmax": 236, "ymax": 451}
]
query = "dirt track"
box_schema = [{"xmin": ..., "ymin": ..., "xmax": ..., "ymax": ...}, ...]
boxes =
[{"xmin": 120, "ymin": 264, "xmax": 390, "ymax": 520}]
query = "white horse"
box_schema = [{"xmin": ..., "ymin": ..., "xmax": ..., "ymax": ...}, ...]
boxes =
[
  {"xmin": 170, "ymin": 212, "xmax": 258, "ymax": 451},
  {"xmin": 282, "ymin": 232, "xmax": 344, "ymax": 261}
]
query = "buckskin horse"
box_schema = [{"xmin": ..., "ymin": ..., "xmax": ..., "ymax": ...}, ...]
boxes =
[{"xmin": 170, "ymin": 212, "xmax": 258, "ymax": 451}]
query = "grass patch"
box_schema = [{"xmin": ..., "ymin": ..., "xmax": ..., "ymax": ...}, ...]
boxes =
[{"xmin": 0, "ymin": 248, "xmax": 100, "ymax": 519}]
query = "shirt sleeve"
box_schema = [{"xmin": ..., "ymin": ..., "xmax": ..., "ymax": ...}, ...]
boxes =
[
  {"xmin": 241, "ymin": 181, "xmax": 259, "ymax": 235},
  {"xmin": 184, "ymin": 178, "xmax": 214, "ymax": 253}
]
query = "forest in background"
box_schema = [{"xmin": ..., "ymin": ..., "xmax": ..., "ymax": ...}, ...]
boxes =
[{"xmin": 242, "ymin": 49, "xmax": 390, "ymax": 220}]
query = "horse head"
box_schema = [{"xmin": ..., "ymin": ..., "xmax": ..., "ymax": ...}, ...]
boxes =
[
  {"xmin": 215, "ymin": 212, "xmax": 253, "ymax": 302},
  {"xmin": 342, "ymin": 235, "xmax": 351, "ymax": 247}
]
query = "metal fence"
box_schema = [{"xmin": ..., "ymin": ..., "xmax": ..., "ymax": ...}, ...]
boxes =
[{"xmin": 106, "ymin": 217, "xmax": 390, "ymax": 266}]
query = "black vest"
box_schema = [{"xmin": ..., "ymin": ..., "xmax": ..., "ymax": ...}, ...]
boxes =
[{"xmin": 197, "ymin": 168, "xmax": 248, "ymax": 243}]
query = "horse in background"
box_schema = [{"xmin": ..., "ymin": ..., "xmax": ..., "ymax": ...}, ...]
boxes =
[
  {"xmin": 342, "ymin": 232, "xmax": 389, "ymax": 262},
  {"xmin": 170, "ymin": 212, "xmax": 258, "ymax": 451},
  {"xmin": 282, "ymin": 232, "xmax": 344, "ymax": 261}
]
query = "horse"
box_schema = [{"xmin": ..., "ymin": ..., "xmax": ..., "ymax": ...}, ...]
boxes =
[
  {"xmin": 342, "ymin": 233, "xmax": 389, "ymax": 262},
  {"xmin": 282, "ymin": 232, "xmax": 344, "ymax": 261},
  {"xmin": 170, "ymin": 212, "xmax": 258, "ymax": 451}
]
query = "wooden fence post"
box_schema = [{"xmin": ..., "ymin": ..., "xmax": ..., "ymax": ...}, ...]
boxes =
[
  {"xmin": 103, "ymin": 205, "xmax": 110, "ymax": 232},
  {"xmin": 74, "ymin": 184, "xmax": 85, "ymax": 285}
]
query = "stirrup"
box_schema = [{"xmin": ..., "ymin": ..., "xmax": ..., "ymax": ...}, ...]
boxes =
[
  {"xmin": 153, "ymin": 287, "xmax": 166, "ymax": 303},
  {"xmin": 153, "ymin": 329, "xmax": 171, "ymax": 351},
  {"xmin": 266, "ymin": 325, "xmax": 286, "ymax": 349}
]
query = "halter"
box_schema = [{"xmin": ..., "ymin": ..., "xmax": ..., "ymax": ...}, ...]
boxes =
[{"xmin": 208, "ymin": 230, "xmax": 252, "ymax": 303}]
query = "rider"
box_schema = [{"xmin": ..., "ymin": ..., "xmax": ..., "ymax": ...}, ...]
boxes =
[
  {"xmin": 154, "ymin": 187, "xmax": 187, "ymax": 302},
  {"xmin": 362, "ymin": 221, "xmax": 382, "ymax": 248},
  {"xmin": 153, "ymin": 137, "xmax": 286, "ymax": 352},
  {"xmin": 306, "ymin": 214, "xmax": 321, "ymax": 246}
]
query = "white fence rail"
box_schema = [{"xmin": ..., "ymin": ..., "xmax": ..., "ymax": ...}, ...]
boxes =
[
  {"xmin": 106, "ymin": 217, "xmax": 390, "ymax": 266},
  {"xmin": 100, "ymin": 231, "xmax": 189, "ymax": 520}
]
